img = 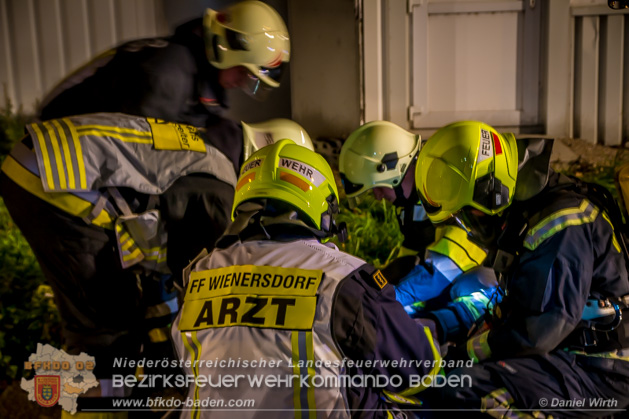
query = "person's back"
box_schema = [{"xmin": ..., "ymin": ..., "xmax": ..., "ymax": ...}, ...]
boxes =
[
  {"xmin": 39, "ymin": 20, "xmax": 221, "ymax": 127},
  {"xmin": 38, "ymin": 1, "xmax": 291, "ymax": 127},
  {"xmin": 178, "ymin": 238, "xmax": 365, "ymax": 417},
  {"xmin": 172, "ymin": 140, "xmax": 442, "ymax": 418}
]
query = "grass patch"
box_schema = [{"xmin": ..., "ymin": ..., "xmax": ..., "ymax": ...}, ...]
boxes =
[
  {"xmin": 0, "ymin": 96, "xmax": 58, "ymax": 384},
  {"xmin": 0, "ymin": 92, "xmax": 28, "ymax": 159},
  {"xmin": 333, "ymin": 194, "xmax": 404, "ymax": 268},
  {"xmin": 0, "ymin": 198, "xmax": 60, "ymax": 381}
]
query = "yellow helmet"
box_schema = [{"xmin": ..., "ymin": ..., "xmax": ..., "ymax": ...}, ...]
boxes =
[
  {"xmin": 204, "ymin": 1, "xmax": 290, "ymax": 89},
  {"xmin": 416, "ymin": 121, "xmax": 518, "ymax": 224},
  {"xmin": 241, "ymin": 118, "xmax": 314, "ymax": 161},
  {"xmin": 233, "ymin": 139, "xmax": 339, "ymax": 234},
  {"xmin": 339, "ymin": 121, "xmax": 421, "ymax": 197}
]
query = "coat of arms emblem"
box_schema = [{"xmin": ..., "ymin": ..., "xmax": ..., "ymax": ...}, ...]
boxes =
[{"xmin": 34, "ymin": 375, "xmax": 60, "ymax": 407}]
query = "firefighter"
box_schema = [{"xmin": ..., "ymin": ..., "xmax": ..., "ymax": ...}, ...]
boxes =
[
  {"xmin": 339, "ymin": 121, "xmax": 435, "ymax": 258},
  {"xmin": 339, "ymin": 121, "xmax": 496, "ymax": 346},
  {"xmin": 0, "ymin": 113, "xmax": 311, "ymax": 415},
  {"xmin": 38, "ymin": 0, "xmax": 290, "ymax": 126},
  {"xmin": 416, "ymin": 120, "xmax": 629, "ymax": 417},
  {"xmin": 172, "ymin": 140, "xmax": 442, "ymax": 418}
]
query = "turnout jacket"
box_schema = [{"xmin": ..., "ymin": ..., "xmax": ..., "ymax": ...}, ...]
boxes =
[
  {"xmin": 468, "ymin": 171, "xmax": 629, "ymax": 363},
  {"xmin": 1, "ymin": 112, "xmax": 241, "ymax": 275},
  {"xmin": 172, "ymin": 237, "xmax": 442, "ymax": 418},
  {"xmin": 39, "ymin": 19, "xmax": 225, "ymax": 128}
]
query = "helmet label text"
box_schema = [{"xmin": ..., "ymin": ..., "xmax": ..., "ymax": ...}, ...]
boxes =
[{"xmin": 478, "ymin": 129, "xmax": 493, "ymax": 163}]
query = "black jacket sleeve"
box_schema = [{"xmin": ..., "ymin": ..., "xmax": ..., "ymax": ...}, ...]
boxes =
[
  {"xmin": 39, "ymin": 20, "xmax": 226, "ymax": 129},
  {"xmin": 160, "ymin": 175, "xmax": 235, "ymax": 283},
  {"xmin": 332, "ymin": 265, "xmax": 441, "ymax": 392},
  {"xmin": 487, "ymin": 214, "xmax": 628, "ymax": 358}
]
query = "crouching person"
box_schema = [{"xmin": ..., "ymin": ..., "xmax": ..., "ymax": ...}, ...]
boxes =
[
  {"xmin": 172, "ymin": 140, "xmax": 442, "ymax": 418},
  {"xmin": 339, "ymin": 121, "xmax": 497, "ymax": 348},
  {"xmin": 416, "ymin": 121, "xmax": 629, "ymax": 417}
]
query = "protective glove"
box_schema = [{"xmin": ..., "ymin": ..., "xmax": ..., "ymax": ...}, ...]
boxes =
[
  {"xmin": 394, "ymin": 262, "xmax": 451, "ymax": 311},
  {"xmin": 428, "ymin": 290, "xmax": 492, "ymax": 344}
]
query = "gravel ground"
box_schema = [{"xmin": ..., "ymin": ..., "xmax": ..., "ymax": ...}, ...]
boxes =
[{"xmin": 552, "ymin": 137, "xmax": 629, "ymax": 169}]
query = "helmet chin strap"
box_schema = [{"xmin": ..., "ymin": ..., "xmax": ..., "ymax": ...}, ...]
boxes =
[
  {"xmin": 392, "ymin": 184, "xmax": 408, "ymax": 207},
  {"xmin": 454, "ymin": 212, "xmax": 506, "ymax": 265},
  {"xmin": 392, "ymin": 157, "xmax": 418, "ymax": 207},
  {"xmin": 393, "ymin": 181, "xmax": 420, "ymax": 208}
]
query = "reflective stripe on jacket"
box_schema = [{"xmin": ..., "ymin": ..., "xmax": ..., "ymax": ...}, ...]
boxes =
[
  {"xmin": 485, "ymin": 181, "xmax": 629, "ymax": 361},
  {"xmin": 2, "ymin": 113, "xmax": 237, "ymax": 273},
  {"xmin": 27, "ymin": 113, "xmax": 237, "ymax": 194},
  {"xmin": 172, "ymin": 239, "xmax": 368, "ymax": 418}
]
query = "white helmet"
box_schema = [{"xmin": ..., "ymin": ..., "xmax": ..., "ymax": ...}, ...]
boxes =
[
  {"xmin": 204, "ymin": 1, "xmax": 290, "ymax": 92},
  {"xmin": 242, "ymin": 118, "xmax": 314, "ymax": 160},
  {"xmin": 340, "ymin": 121, "xmax": 421, "ymax": 198}
]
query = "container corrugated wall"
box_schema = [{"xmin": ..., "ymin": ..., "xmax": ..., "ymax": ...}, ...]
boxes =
[
  {"xmin": 0, "ymin": 0, "xmax": 169, "ymax": 114},
  {"xmin": 572, "ymin": 10, "xmax": 629, "ymax": 146}
]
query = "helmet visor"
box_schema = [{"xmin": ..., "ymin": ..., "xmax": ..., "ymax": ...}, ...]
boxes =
[
  {"xmin": 259, "ymin": 63, "xmax": 285, "ymax": 85},
  {"xmin": 418, "ymin": 188, "xmax": 444, "ymax": 218},
  {"xmin": 454, "ymin": 206, "xmax": 503, "ymax": 247},
  {"xmin": 242, "ymin": 72, "xmax": 274, "ymax": 101},
  {"xmin": 340, "ymin": 173, "xmax": 364, "ymax": 197}
]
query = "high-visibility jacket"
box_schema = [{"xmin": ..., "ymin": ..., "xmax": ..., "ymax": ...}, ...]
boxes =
[
  {"xmin": 172, "ymin": 237, "xmax": 442, "ymax": 418},
  {"xmin": 395, "ymin": 225, "xmax": 494, "ymax": 343},
  {"xmin": 396, "ymin": 225, "xmax": 489, "ymax": 308},
  {"xmin": 1, "ymin": 113, "xmax": 237, "ymax": 273}
]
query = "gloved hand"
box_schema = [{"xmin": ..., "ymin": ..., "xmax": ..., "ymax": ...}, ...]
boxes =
[
  {"xmin": 449, "ymin": 266, "xmax": 497, "ymax": 299},
  {"xmin": 395, "ymin": 262, "xmax": 451, "ymax": 310},
  {"xmin": 427, "ymin": 291, "xmax": 492, "ymax": 345}
]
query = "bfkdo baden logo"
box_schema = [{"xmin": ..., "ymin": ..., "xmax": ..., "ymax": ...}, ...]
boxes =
[
  {"xmin": 21, "ymin": 343, "xmax": 98, "ymax": 414},
  {"xmin": 34, "ymin": 375, "xmax": 61, "ymax": 407}
]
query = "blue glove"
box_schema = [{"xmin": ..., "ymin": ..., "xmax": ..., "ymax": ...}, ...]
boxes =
[
  {"xmin": 418, "ymin": 267, "xmax": 498, "ymax": 344},
  {"xmin": 449, "ymin": 266, "xmax": 497, "ymax": 299},
  {"xmin": 395, "ymin": 263, "xmax": 452, "ymax": 314}
]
